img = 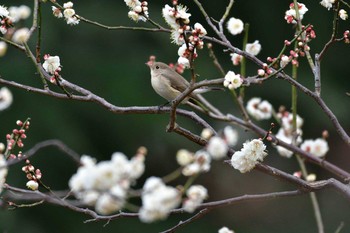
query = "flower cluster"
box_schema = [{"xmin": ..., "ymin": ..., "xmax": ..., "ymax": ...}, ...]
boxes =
[
  {"xmin": 162, "ymin": 2, "xmax": 207, "ymax": 68},
  {"xmin": 42, "ymin": 54, "xmax": 61, "ymax": 83},
  {"xmin": 275, "ymin": 110, "xmax": 304, "ymax": 158},
  {"xmin": 0, "ymin": 5, "xmax": 12, "ymax": 34},
  {"xmin": 0, "ymin": 87, "xmax": 13, "ymax": 111},
  {"xmin": 22, "ymin": 159, "xmax": 42, "ymax": 191},
  {"xmin": 139, "ymin": 176, "xmax": 181, "ymax": 222},
  {"xmin": 6, "ymin": 119, "xmax": 30, "ymax": 159},
  {"xmin": 231, "ymin": 139, "xmax": 267, "ymax": 173},
  {"xmin": 0, "ymin": 154, "xmax": 8, "ymax": 193},
  {"xmin": 284, "ymin": 2, "xmax": 308, "ymax": 24},
  {"xmin": 223, "ymin": 71, "xmax": 242, "ymax": 90},
  {"xmin": 268, "ymin": 25, "xmax": 315, "ymax": 68},
  {"xmin": 124, "ymin": 0, "xmax": 149, "ymax": 22},
  {"xmin": 52, "ymin": 2, "xmax": 80, "ymax": 25},
  {"xmin": 8, "ymin": 5, "xmax": 31, "ymax": 23},
  {"xmin": 177, "ymin": 126, "xmax": 238, "ymax": 176},
  {"xmin": 227, "ymin": 17, "xmax": 244, "ymax": 35},
  {"xmin": 69, "ymin": 149, "xmax": 146, "ymax": 215},
  {"xmin": 182, "ymin": 185, "xmax": 208, "ymax": 213},
  {"xmin": 300, "ymin": 138, "xmax": 329, "ymax": 157},
  {"xmin": 246, "ymin": 97, "xmax": 273, "ymax": 120}
]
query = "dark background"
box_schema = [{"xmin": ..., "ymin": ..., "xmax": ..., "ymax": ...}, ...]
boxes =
[{"xmin": 1, "ymin": 0, "xmax": 350, "ymax": 232}]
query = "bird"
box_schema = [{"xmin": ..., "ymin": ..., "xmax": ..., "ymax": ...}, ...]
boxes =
[{"xmin": 146, "ymin": 61, "xmax": 216, "ymax": 104}]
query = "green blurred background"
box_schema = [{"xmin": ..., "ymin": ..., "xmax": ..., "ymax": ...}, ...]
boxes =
[{"xmin": 1, "ymin": 0, "xmax": 350, "ymax": 232}]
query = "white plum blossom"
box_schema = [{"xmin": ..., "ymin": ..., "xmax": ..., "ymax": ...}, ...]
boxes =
[
  {"xmin": 26, "ymin": 180, "xmax": 39, "ymax": 191},
  {"xmin": 223, "ymin": 71, "xmax": 242, "ymax": 90},
  {"xmin": 223, "ymin": 126, "xmax": 238, "ymax": 147},
  {"xmin": 63, "ymin": 1, "xmax": 74, "ymax": 9},
  {"xmin": 124, "ymin": 0, "xmax": 141, "ymax": 9},
  {"xmin": 230, "ymin": 53, "xmax": 243, "ymax": 66},
  {"xmin": 139, "ymin": 177, "xmax": 181, "ymax": 223},
  {"xmin": 8, "ymin": 5, "xmax": 31, "ymax": 22},
  {"xmin": 69, "ymin": 151, "xmax": 146, "ymax": 214},
  {"xmin": 275, "ymin": 111, "xmax": 304, "ymax": 158},
  {"xmin": 0, "ymin": 87, "xmax": 13, "ymax": 111},
  {"xmin": 63, "ymin": 8, "xmax": 80, "ymax": 25},
  {"xmin": 182, "ymin": 150, "xmax": 211, "ymax": 176},
  {"xmin": 177, "ymin": 56, "xmax": 190, "ymax": 68},
  {"xmin": 43, "ymin": 55, "xmax": 61, "ymax": 75},
  {"xmin": 226, "ymin": 17, "xmax": 244, "ymax": 35},
  {"xmin": 280, "ymin": 112, "xmax": 304, "ymax": 133},
  {"xmin": 162, "ymin": 4, "xmax": 191, "ymax": 29},
  {"xmin": 124, "ymin": 0, "xmax": 148, "ymax": 22},
  {"xmin": 339, "ymin": 9, "xmax": 348, "ymax": 20},
  {"xmin": 0, "ymin": 5, "xmax": 9, "ymax": 18},
  {"xmin": 231, "ymin": 139, "xmax": 267, "ymax": 173},
  {"xmin": 201, "ymin": 128, "xmax": 214, "ymax": 140},
  {"xmin": 207, "ymin": 136, "xmax": 228, "ymax": 160},
  {"xmin": 306, "ymin": 174, "xmax": 316, "ymax": 182},
  {"xmin": 285, "ymin": 2, "xmax": 308, "ymax": 23},
  {"xmin": 194, "ymin": 23, "xmax": 207, "ymax": 37},
  {"xmin": 0, "ymin": 41, "xmax": 7, "ymax": 57},
  {"xmin": 176, "ymin": 149, "xmax": 194, "ymax": 166},
  {"xmin": 300, "ymin": 138, "xmax": 329, "ymax": 157},
  {"xmin": 182, "ymin": 185, "xmax": 208, "ymax": 213},
  {"xmin": 275, "ymin": 128, "xmax": 295, "ymax": 158},
  {"xmin": 320, "ymin": 0, "xmax": 335, "ymax": 10},
  {"xmin": 95, "ymin": 192, "xmax": 125, "ymax": 215},
  {"xmin": 245, "ymin": 40, "xmax": 262, "ymax": 56},
  {"xmin": 246, "ymin": 97, "xmax": 273, "ymax": 120},
  {"xmin": 52, "ymin": 6, "xmax": 63, "ymax": 18},
  {"xmin": 0, "ymin": 154, "xmax": 8, "ymax": 193},
  {"xmin": 218, "ymin": 227, "xmax": 235, "ymax": 233},
  {"xmin": 280, "ymin": 55, "xmax": 290, "ymax": 67},
  {"xmin": 12, "ymin": 28, "xmax": 30, "ymax": 44}
]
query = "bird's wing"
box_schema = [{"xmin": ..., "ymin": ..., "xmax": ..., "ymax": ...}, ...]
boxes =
[{"xmin": 162, "ymin": 70, "xmax": 190, "ymax": 93}]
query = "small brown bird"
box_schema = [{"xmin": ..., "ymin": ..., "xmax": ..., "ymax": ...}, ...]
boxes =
[{"xmin": 146, "ymin": 61, "xmax": 216, "ymax": 104}]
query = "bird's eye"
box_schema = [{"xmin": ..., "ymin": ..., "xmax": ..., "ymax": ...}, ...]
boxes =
[{"xmin": 155, "ymin": 66, "xmax": 160, "ymax": 69}]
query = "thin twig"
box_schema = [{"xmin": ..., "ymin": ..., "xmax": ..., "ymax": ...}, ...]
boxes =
[{"xmin": 160, "ymin": 208, "xmax": 210, "ymax": 233}]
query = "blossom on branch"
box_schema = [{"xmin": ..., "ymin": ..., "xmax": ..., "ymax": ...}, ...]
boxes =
[
  {"xmin": 339, "ymin": 9, "xmax": 348, "ymax": 20},
  {"xmin": 182, "ymin": 185, "xmax": 208, "ymax": 213},
  {"xmin": 125, "ymin": 0, "xmax": 149, "ymax": 22},
  {"xmin": 245, "ymin": 40, "xmax": 262, "ymax": 56},
  {"xmin": 0, "ymin": 87, "xmax": 13, "ymax": 111},
  {"xmin": 12, "ymin": 27, "xmax": 29, "ymax": 44},
  {"xmin": 69, "ymin": 150, "xmax": 146, "ymax": 215},
  {"xmin": 231, "ymin": 139, "xmax": 267, "ymax": 173},
  {"xmin": 139, "ymin": 177, "xmax": 181, "ymax": 222},
  {"xmin": 51, "ymin": 1, "xmax": 80, "ymax": 25},
  {"xmin": 223, "ymin": 71, "xmax": 242, "ymax": 90},
  {"xmin": 320, "ymin": 0, "xmax": 335, "ymax": 10},
  {"xmin": 43, "ymin": 55, "xmax": 61, "ymax": 76},
  {"xmin": 284, "ymin": 2, "xmax": 308, "ymax": 24},
  {"xmin": 230, "ymin": 53, "xmax": 243, "ymax": 66},
  {"xmin": 8, "ymin": 5, "xmax": 31, "ymax": 23},
  {"xmin": 246, "ymin": 97, "xmax": 273, "ymax": 120},
  {"xmin": 226, "ymin": 17, "xmax": 244, "ymax": 35},
  {"xmin": 300, "ymin": 138, "xmax": 329, "ymax": 157}
]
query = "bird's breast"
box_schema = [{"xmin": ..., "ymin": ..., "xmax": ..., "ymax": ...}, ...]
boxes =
[{"xmin": 151, "ymin": 75, "xmax": 181, "ymax": 101}]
